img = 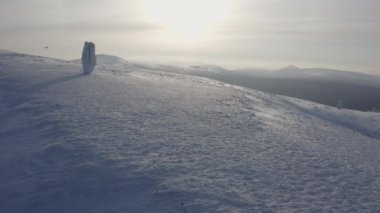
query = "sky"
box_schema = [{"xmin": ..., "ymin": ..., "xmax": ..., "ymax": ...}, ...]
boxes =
[{"xmin": 0, "ymin": 0, "xmax": 379, "ymax": 73}]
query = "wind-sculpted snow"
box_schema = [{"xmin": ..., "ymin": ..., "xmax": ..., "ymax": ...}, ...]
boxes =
[{"xmin": 1, "ymin": 52, "xmax": 380, "ymax": 212}]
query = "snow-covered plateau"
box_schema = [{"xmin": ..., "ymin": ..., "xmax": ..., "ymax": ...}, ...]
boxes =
[{"xmin": 1, "ymin": 50, "xmax": 380, "ymax": 212}]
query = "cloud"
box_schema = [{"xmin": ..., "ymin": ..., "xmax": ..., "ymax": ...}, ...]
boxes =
[
  {"xmin": 0, "ymin": 0, "xmax": 379, "ymax": 72},
  {"xmin": 0, "ymin": 21, "xmax": 161, "ymax": 34}
]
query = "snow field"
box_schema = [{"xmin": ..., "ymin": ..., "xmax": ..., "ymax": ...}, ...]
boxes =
[{"xmin": 1, "ymin": 52, "xmax": 380, "ymax": 212}]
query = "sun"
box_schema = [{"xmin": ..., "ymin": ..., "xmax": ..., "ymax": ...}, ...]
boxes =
[{"xmin": 140, "ymin": 0, "xmax": 233, "ymax": 42}]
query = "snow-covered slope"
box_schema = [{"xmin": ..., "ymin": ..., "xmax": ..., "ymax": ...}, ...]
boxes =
[{"xmin": 1, "ymin": 51, "xmax": 380, "ymax": 212}]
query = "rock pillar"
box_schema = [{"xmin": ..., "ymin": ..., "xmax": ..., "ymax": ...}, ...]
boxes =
[{"xmin": 82, "ymin": 42, "xmax": 96, "ymax": 75}]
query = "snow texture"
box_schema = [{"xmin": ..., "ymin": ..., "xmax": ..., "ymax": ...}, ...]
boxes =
[
  {"xmin": 81, "ymin": 42, "xmax": 96, "ymax": 75},
  {"xmin": 0, "ymin": 51, "xmax": 380, "ymax": 212}
]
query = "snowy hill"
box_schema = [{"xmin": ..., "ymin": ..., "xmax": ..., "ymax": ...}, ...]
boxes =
[
  {"xmin": 1, "ymin": 51, "xmax": 380, "ymax": 212},
  {"xmin": 95, "ymin": 54, "xmax": 129, "ymax": 66}
]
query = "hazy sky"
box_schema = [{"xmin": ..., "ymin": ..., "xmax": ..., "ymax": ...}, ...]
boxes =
[{"xmin": 1, "ymin": 0, "xmax": 379, "ymax": 72}]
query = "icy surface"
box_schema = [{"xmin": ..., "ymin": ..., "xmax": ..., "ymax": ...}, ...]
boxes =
[{"xmin": 1, "ymin": 51, "xmax": 380, "ymax": 212}]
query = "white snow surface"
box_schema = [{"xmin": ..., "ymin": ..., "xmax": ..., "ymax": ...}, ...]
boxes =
[{"xmin": 1, "ymin": 51, "xmax": 380, "ymax": 212}]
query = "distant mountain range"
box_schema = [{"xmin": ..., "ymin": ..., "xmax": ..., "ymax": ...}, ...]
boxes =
[
  {"xmin": 236, "ymin": 65, "xmax": 380, "ymax": 88},
  {"xmin": 183, "ymin": 65, "xmax": 380, "ymax": 112}
]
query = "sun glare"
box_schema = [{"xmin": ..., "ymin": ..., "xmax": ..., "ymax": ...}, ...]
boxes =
[{"xmin": 141, "ymin": 0, "xmax": 233, "ymax": 42}]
